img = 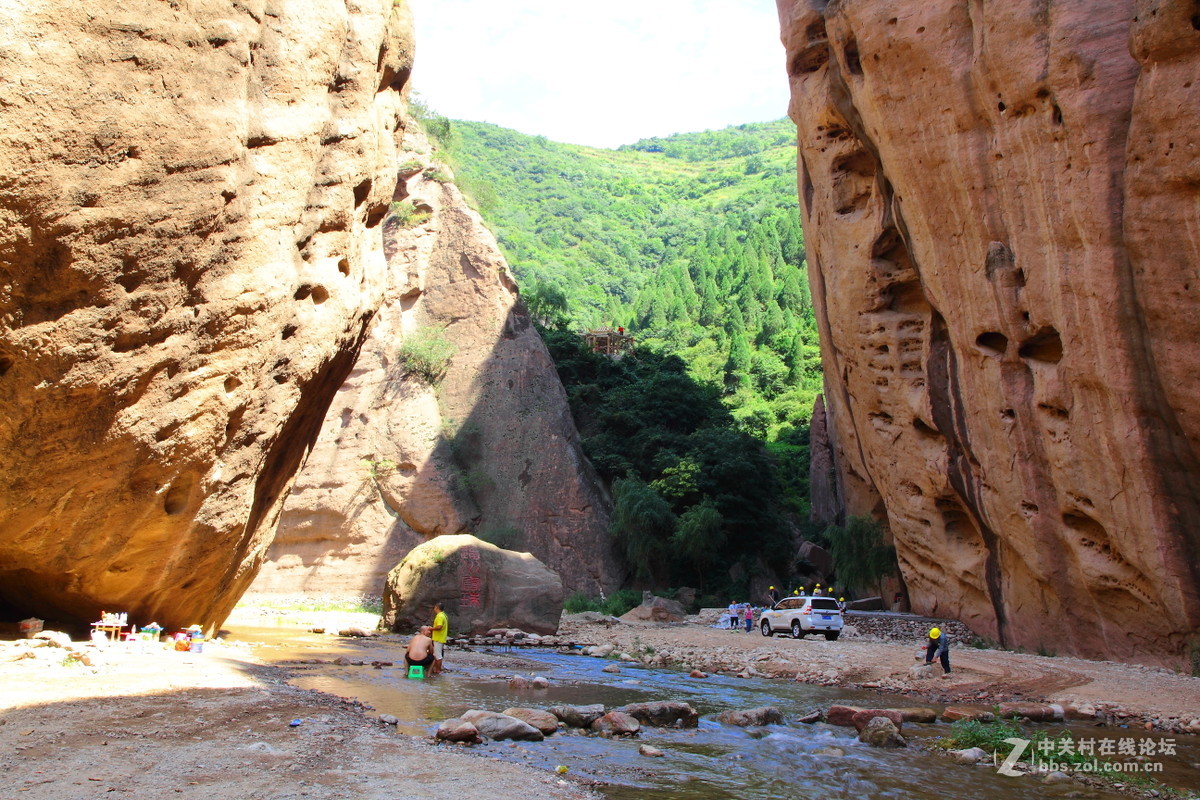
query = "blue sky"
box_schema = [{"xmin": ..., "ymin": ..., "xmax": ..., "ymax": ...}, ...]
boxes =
[{"xmin": 408, "ymin": 0, "xmax": 791, "ymax": 149}]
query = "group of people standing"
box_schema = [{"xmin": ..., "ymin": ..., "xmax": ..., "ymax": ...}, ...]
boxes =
[
  {"xmin": 724, "ymin": 601, "xmax": 757, "ymax": 632},
  {"xmin": 403, "ymin": 602, "xmax": 449, "ymax": 676}
]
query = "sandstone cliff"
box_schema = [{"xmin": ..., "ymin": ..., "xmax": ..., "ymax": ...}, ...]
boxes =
[
  {"xmin": 779, "ymin": 0, "xmax": 1200, "ymax": 667},
  {"xmin": 249, "ymin": 128, "xmax": 623, "ymax": 600},
  {"xmin": 0, "ymin": 0, "xmax": 412, "ymax": 631}
]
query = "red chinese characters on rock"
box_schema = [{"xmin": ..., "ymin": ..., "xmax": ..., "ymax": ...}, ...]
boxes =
[{"xmin": 459, "ymin": 546, "xmax": 483, "ymax": 608}]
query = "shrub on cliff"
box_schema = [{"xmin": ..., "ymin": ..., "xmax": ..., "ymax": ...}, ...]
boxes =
[{"xmin": 397, "ymin": 326, "xmax": 456, "ymax": 384}]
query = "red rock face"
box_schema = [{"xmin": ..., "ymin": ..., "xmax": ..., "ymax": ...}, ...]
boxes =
[
  {"xmin": 778, "ymin": 0, "xmax": 1200, "ymax": 667},
  {"xmin": 0, "ymin": 1, "xmax": 413, "ymax": 631}
]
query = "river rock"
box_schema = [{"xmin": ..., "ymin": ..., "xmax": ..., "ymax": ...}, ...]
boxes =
[
  {"xmin": 825, "ymin": 705, "xmax": 864, "ymax": 727},
  {"xmin": 590, "ymin": 711, "xmax": 640, "ymax": 737},
  {"xmin": 941, "ymin": 706, "xmax": 995, "ymax": 723},
  {"xmin": 851, "ymin": 709, "xmax": 903, "ymax": 733},
  {"xmin": 382, "ymin": 534, "xmax": 563, "ymax": 636},
  {"xmin": 858, "ymin": 717, "xmax": 906, "ymax": 748},
  {"xmin": 590, "ymin": 644, "xmax": 616, "ymax": 658},
  {"xmin": 639, "ymin": 745, "xmax": 665, "ymax": 758},
  {"xmin": 1043, "ymin": 771, "xmax": 1072, "ymax": 785},
  {"xmin": 894, "ymin": 707, "xmax": 938, "ymax": 724},
  {"xmin": 716, "ymin": 707, "xmax": 785, "ymax": 727},
  {"xmin": 436, "ymin": 719, "xmax": 482, "ymax": 744},
  {"xmin": 549, "ymin": 704, "xmax": 606, "ymax": 728},
  {"xmin": 602, "ymin": 664, "xmax": 621, "ymax": 674},
  {"xmin": 460, "ymin": 710, "xmax": 544, "ymax": 742},
  {"xmin": 689, "ymin": 669, "xmax": 707, "ymax": 678},
  {"xmin": 503, "ymin": 708, "xmax": 560, "ymax": 736},
  {"xmin": 614, "ymin": 701, "xmax": 699, "ymax": 728},
  {"xmin": 997, "ymin": 702, "xmax": 1063, "ymax": 722},
  {"xmin": 953, "ymin": 747, "xmax": 990, "ymax": 765}
]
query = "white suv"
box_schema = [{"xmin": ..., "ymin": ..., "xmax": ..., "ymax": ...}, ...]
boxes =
[{"xmin": 759, "ymin": 596, "xmax": 843, "ymax": 640}]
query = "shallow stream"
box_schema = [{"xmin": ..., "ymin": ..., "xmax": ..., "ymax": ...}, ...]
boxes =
[{"xmin": 227, "ymin": 627, "xmax": 1197, "ymax": 800}]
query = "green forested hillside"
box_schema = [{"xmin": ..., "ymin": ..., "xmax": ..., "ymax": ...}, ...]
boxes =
[{"xmin": 422, "ymin": 111, "xmax": 824, "ymax": 597}]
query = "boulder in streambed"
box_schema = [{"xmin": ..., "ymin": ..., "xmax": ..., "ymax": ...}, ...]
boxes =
[
  {"xmin": 997, "ymin": 702, "xmax": 1064, "ymax": 722},
  {"xmin": 436, "ymin": 719, "xmax": 482, "ymax": 744},
  {"xmin": 851, "ymin": 709, "xmax": 903, "ymax": 733},
  {"xmin": 460, "ymin": 710, "xmax": 544, "ymax": 741},
  {"xmin": 503, "ymin": 708, "xmax": 560, "ymax": 735},
  {"xmin": 548, "ymin": 704, "xmax": 606, "ymax": 728},
  {"xmin": 941, "ymin": 705, "xmax": 996, "ymax": 723},
  {"xmin": 590, "ymin": 711, "xmax": 640, "ymax": 736},
  {"xmin": 858, "ymin": 717, "xmax": 906, "ymax": 748},
  {"xmin": 614, "ymin": 701, "xmax": 699, "ymax": 728},
  {"xmin": 715, "ymin": 707, "xmax": 785, "ymax": 727}
]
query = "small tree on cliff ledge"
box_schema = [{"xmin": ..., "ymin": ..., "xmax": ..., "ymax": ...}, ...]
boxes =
[{"xmin": 826, "ymin": 516, "xmax": 896, "ymax": 599}]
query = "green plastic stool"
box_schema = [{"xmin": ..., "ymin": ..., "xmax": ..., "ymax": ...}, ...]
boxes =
[{"xmin": 408, "ymin": 665, "xmax": 424, "ymax": 680}]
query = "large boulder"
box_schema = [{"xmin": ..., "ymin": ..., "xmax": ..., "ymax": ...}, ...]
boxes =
[
  {"xmin": 620, "ymin": 594, "xmax": 687, "ymax": 623},
  {"xmin": 382, "ymin": 534, "xmax": 563, "ymax": 635}
]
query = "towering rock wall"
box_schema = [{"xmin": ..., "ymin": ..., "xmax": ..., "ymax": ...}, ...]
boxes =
[
  {"xmin": 0, "ymin": 0, "xmax": 412, "ymax": 631},
  {"xmin": 778, "ymin": 0, "xmax": 1200, "ymax": 667},
  {"xmin": 249, "ymin": 128, "xmax": 624, "ymax": 600}
]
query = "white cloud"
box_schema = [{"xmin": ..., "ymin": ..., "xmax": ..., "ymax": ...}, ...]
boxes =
[{"xmin": 408, "ymin": 0, "xmax": 790, "ymax": 148}]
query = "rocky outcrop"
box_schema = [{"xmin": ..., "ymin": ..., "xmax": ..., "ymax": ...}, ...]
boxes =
[
  {"xmin": 777, "ymin": 0, "xmax": 1200, "ymax": 667},
  {"xmin": 0, "ymin": 1, "xmax": 412, "ymax": 631},
  {"xmin": 381, "ymin": 534, "xmax": 563, "ymax": 635},
  {"xmin": 248, "ymin": 127, "xmax": 622, "ymax": 600}
]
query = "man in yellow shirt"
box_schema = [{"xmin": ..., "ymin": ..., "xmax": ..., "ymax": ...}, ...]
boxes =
[{"xmin": 430, "ymin": 602, "xmax": 448, "ymax": 675}]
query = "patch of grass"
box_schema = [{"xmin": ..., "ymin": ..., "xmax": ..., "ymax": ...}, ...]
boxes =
[
  {"xmin": 601, "ymin": 589, "xmax": 640, "ymax": 618},
  {"xmin": 387, "ymin": 199, "xmax": 431, "ymax": 228},
  {"xmin": 397, "ymin": 326, "xmax": 456, "ymax": 384},
  {"xmin": 564, "ymin": 592, "xmax": 602, "ymax": 614}
]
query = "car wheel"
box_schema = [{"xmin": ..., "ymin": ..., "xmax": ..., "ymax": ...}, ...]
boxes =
[
  {"xmin": 824, "ymin": 631, "xmax": 840, "ymax": 641},
  {"xmin": 791, "ymin": 620, "xmax": 804, "ymax": 639},
  {"xmin": 760, "ymin": 620, "xmax": 772, "ymax": 637}
]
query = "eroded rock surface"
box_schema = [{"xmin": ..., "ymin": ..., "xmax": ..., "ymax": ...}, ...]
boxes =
[
  {"xmin": 250, "ymin": 127, "xmax": 622, "ymax": 599},
  {"xmin": 0, "ymin": 1, "xmax": 412, "ymax": 630},
  {"xmin": 778, "ymin": 0, "xmax": 1200, "ymax": 667}
]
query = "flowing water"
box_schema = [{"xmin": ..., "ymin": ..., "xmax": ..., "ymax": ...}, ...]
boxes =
[{"xmin": 227, "ymin": 627, "xmax": 1197, "ymax": 800}]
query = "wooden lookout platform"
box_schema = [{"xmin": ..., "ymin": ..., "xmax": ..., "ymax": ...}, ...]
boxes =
[{"xmin": 583, "ymin": 327, "xmax": 635, "ymax": 356}]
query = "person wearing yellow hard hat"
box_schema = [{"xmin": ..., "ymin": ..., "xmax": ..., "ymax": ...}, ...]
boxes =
[
  {"xmin": 767, "ymin": 585, "xmax": 781, "ymax": 606},
  {"xmin": 925, "ymin": 626, "xmax": 951, "ymax": 676}
]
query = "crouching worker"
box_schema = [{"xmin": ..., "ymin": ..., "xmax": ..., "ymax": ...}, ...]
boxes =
[
  {"xmin": 405, "ymin": 625, "xmax": 436, "ymax": 676},
  {"xmin": 925, "ymin": 627, "xmax": 951, "ymax": 676}
]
